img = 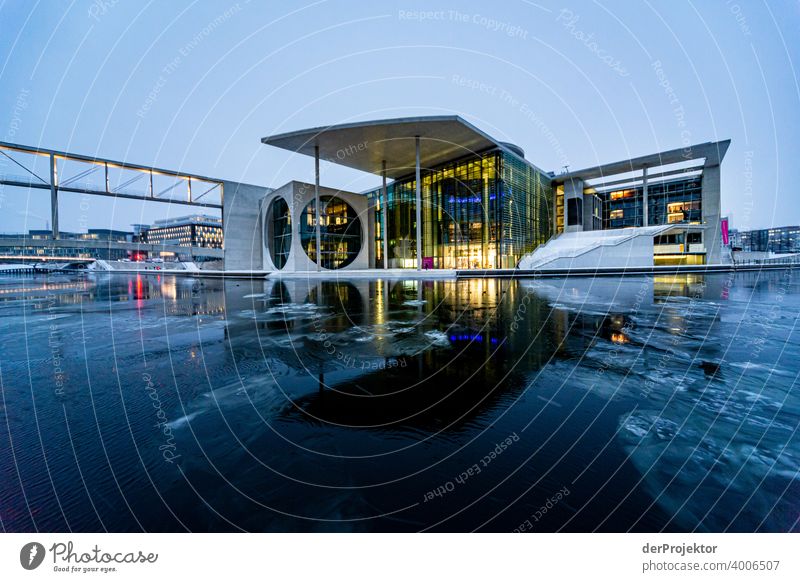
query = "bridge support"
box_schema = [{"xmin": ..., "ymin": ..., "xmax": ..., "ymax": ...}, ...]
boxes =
[{"xmin": 49, "ymin": 153, "xmax": 59, "ymax": 239}]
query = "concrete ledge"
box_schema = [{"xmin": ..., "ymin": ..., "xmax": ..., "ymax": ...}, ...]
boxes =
[
  {"xmin": 90, "ymin": 269, "xmax": 270, "ymax": 279},
  {"xmin": 25, "ymin": 263, "xmax": 800, "ymax": 281},
  {"xmin": 457, "ymin": 263, "xmax": 800, "ymax": 279},
  {"xmin": 268, "ymin": 268, "xmax": 458, "ymax": 280}
]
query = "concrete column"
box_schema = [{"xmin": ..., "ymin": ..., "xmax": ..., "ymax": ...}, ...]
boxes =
[
  {"xmin": 49, "ymin": 153, "xmax": 59, "ymax": 240},
  {"xmin": 482, "ymin": 157, "xmax": 489, "ymax": 267},
  {"xmin": 382, "ymin": 159, "xmax": 388, "ymax": 269},
  {"xmin": 702, "ymin": 164, "xmax": 722, "ymax": 264},
  {"xmin": 642, "ymin": 166, "xmax": 649, "ymax": 227},
  {"xmin": 415, "ymin": 135, "xmax": 421, "ymax": 271},
  {"xmin": 314, "ymin": 145, "xmax": 321, "ymax": 271},
  {"xmin": 221, "ymin": 181, "xmax": 269, "ymax": 271}
]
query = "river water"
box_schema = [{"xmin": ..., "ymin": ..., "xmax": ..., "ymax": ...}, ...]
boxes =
[{"xmin": 1, "ymin": 271, "xmax": 798, "ymax": 531}]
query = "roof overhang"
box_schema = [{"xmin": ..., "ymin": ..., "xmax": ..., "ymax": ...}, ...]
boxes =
[
  {"xmin": 261, "ymin": 116, "xmax": 504, "ymax": 179},
  {"xmin": 553, "ymin": 140, "xmax": 730, "ymax": 184}
]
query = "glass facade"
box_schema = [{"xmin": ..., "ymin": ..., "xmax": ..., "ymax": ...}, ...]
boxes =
[
  {"xmin": 267, "ymin": 198, "xmax": 291, "ymax": 269},
  {"xmin": 737, "ymin": 226, "xmax": 800, "ymax": 253},
  {"xmin": 368, "ymin": 149, "xmax": 553, "ymax": 269},
  {"xmin": 555, "ymin": 184, "xmax": 564, "ymax": 234},
  {"xmin": 300, "ymin": 195, "xmax": 362, "ymax": 269},
  {"xmin": 143, "ymin": 215, "xmax": 223, "ymax": 248},
  {"xmin": 602, "ymin": 177, "xmax": 702, "ymax": 229}
]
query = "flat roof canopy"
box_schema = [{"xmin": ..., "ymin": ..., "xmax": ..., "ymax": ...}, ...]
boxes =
[
  {"xmin": 553, "ymin": 140, "xmax": 730, "ymax": 184},
  {"xmin": 261, "ymin": 116, "xmax": 504, "ymax": 179}
]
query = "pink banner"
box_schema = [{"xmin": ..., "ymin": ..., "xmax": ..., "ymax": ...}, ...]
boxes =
[{"xmin": 721, "ymin": 218, "xmax": 729, "ymax": 245}]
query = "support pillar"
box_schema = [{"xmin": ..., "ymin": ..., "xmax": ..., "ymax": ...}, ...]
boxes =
[
  {"xmin": 49, "ymin": 153, "xmax": 59, "ymax": 240},
  {"xmin": 642, "ymin": 166, "xmax": 649, "ymax": 227},
  {"xmin": 482, "ymin": 157, "xmax": 489, "ymax": 268},
  {"xmin": 415, "ymin": 136, "xmax": 421, "ymax": 271},
  {"xmin": 702, "ymin": 164, "xmax": 722, "ymax": 264},
  {"xmin": 314, "ymin": 145, "xmax": 321, "ymax": 271},
  {"xmin": 382, "ymin": 160, "xmax": 388, "ymax": 270}
]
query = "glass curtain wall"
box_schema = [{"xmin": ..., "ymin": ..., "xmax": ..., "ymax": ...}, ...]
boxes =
[
  {"xmin": 369, "ymin": 149, "xmax": 553, "ymax": 269},
  {"xmin": 602, "ymin": 177, "xmax": 703, "ymax": 229},
  {"xmin": 267, "ymin": 197, "xmax": 292, "ymax": 269},
  {"xmin": 300, "ymin": 196, "xmax": 362, "ymax": 269}
]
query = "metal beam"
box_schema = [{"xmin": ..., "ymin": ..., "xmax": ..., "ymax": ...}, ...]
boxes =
[
  {"xmin": 194, "ymin": 182, "xmax": 221, "ymax": 202},
  {"xmin": 0, "ymin": 141, "xmax": 235, "ymax": 208},
  {"xmin": 0, "ymin": 178, "xmax": 223, "ymax": 209},
  {"xmin": 155, "ymin": 179, "xmax": 184, "ymax": 198},
  {"xmin": 60, "ymin": 164, "xmax": 99, "ymax": 187},
  {"xmin": 113, "ymin": 172, "xmax": 145, "ymax": 193},
  {"xmin": 0, "ymin": 149, "xmax": 48, "ymax": 183},
  {"xmin": 0, "ymin": 140, "xmax": 231, "ymax": 185}
]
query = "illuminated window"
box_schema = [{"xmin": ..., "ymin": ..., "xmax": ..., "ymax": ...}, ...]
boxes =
[
  {"xmin": 667, "ymin": 213, "xmax": 684, "ymax": 223},
  {"xmin": 610, "ymin": 189, "xmax": 633, "ymax": 200},
  {"xmin": 610, "ymin": 209, "xmax": 624, "ymax": 219},
  {"xmin": 301, "ymin": 196, "xmax": 361, "ymax": 269}
]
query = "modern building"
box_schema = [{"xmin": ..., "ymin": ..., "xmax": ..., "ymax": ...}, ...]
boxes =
[
  {"xmin": 131, "ymin": 224, "xmax": 150, "ymax": 243},
  {"xmin": 732, "ymin": 226, "xmax": 800, "ymax": 254},
  {"xmin": 142, "ymin": 214, "xmax": 224, "ymax": 249},
  {"xmin": 78, "ymin": 229, "xmax": 133, "ymax": 243},
  {"xmin": 525, "ymin": 140, "xmax": 728, "ymax": 270},
  {"xmin": 257, "ymin": 117, "xmax": 554, "ymax": 272},
  {"xmin": 242, "ymin": 116, "xmax": 730, "ymax": 273},
  {"xmin": 0, "ymin": 229, "xmax": 133, "ymax": 260}
]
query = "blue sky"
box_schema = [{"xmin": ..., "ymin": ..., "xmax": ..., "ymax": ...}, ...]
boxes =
[{"xmin": 0, "ymin": 0, "xmax": 798, "ymax": 232}]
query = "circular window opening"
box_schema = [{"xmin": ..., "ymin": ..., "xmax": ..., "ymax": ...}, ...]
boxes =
[
  {"xmin": 301, "ymin": 196, "xmax": 362, "ymax": 269},
  {"xmin": 266, "ymin": 197, "xmax": 291, "ymax": 269}
]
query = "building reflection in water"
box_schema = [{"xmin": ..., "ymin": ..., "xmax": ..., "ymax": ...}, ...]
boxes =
[
  {"xmin": 4, "ymin": 270, "xmax": 726, "ymax": 442},
  {"xmin": 6, "ymin": 269, "xmax": 778, "ymax": 533},
  {"xmin": 218, "ymin": 273, "xmax": 724, "ymax": 432}
]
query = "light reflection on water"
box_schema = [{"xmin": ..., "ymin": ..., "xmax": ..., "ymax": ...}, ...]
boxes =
[{"xmin": 0, "ymin": 271, "xmax": 797, "ymax": 532}]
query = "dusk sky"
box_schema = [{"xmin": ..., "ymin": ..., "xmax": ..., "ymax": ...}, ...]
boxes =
[{"xmin": 1, "ymin": 0, "xmax": 798, "ymax": 232}]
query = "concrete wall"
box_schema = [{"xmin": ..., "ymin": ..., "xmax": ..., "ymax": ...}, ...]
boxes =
[
  {"xmin": 261, "ymin": 181, "xmax": 371, "ymax": 272},
  {"xmin": 222, "ymin": 181, "xmax": 271, "ymax": 271},
  {"xmin": 702, "ymin": 165, "xmax": 722, "ymax": 264},
  {"xmin": 538, "ymin": 234, "xmax": 655, "ymax": 270}
]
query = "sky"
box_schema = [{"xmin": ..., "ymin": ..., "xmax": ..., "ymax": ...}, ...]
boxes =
[{"xmin": 0, "ymin": 0, "xmax": 798, "ymax": 233}]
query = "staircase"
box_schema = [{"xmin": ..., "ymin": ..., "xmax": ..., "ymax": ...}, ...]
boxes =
[{"xmin": 518, "ymin": 226, "xmax": 673, "ymax": 271}]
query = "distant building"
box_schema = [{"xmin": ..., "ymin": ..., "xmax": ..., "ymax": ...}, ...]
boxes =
[
  {"xmin": 0, "ymin": 229, "xmax": 133, "ymax": 260},
  {"xmin": 142, "ymin": 215, "xmax": 223, "ymax": 248},
  {"xmin": 131, "ymin": 224, "xmax": 150, "ymax": 242},
  {"xmin": 734, "ymin": 226, "xmax": 800, "ymax": 254},
  {"xmin": 79, "ymin": 229, "xmax": 132, "ymax": 243},
  {"xmin": 28, "ymin": 229, "xmax": 80, "ymax": 240},
  {"xmin": 24, "ymin": 228, "xmax": 131, "ymax": 243}
]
